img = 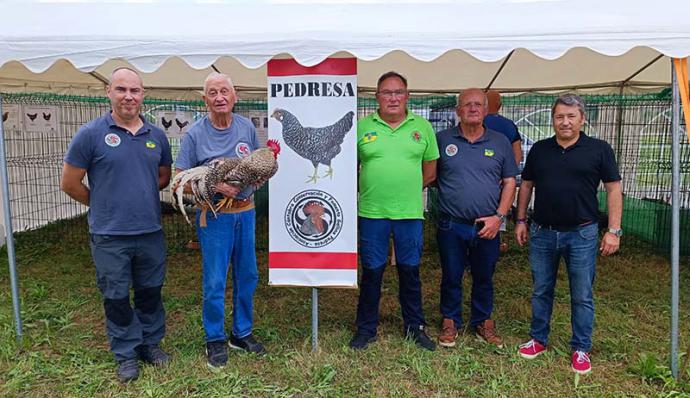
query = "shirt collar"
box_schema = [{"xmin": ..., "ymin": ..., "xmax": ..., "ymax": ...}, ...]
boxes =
[
  {"xmin": 106, "ymin": 111, "xmax": 150, "ymax": 135},
  {"xmin": 372, "ymin": 109, "xmax": 414, "ymax": 126},
  {"xmin": 454, "ymin": 123, "xmax": 490, "ymax": 143},
  {"xmin": 548, "ymin": 131, "xmax": 588, "ymax": 148}
]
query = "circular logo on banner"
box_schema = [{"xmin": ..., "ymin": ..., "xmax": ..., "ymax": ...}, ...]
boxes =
[
  {"xmin": 105, "ymin": 133, "xmax": 121, "ymax": 147},
  {"xmin": 235, "ymin": 142, "xmax": 251, "ymax": 158},
  {"xmin": 284, "ymin": 189, "xmax": 343, "ymax": 248},
  {"xmin": 445, "ymin": 144, "xmax": 458, "ymax": 157}
]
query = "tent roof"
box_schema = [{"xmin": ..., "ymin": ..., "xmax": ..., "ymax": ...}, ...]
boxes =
[{"xmin": 1, "ymin": 0, "xmax": 689, "ymax": 97}]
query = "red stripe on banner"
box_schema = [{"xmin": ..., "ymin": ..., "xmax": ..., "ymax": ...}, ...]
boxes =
[
  {"xmin": 267, "ymin": 58, "xmax": 357, "ymax": 76},
  {"xmin": 269, "ymin": 252, "xmax": 358, "ymax": 269}
]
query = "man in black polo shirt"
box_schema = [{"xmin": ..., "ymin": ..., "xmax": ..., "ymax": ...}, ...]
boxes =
[
  {"xmin": 514, "ymin": 94, "xmax": 622, "ymax": 375},
  {"xmin": 435, "ymin": 88, "xmax": 518, "ymax": 349}
]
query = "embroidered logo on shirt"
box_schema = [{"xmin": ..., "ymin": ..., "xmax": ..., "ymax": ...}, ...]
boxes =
[
  {"xmin": 105, "ymin": 133, "xmax": 121, "ymax": 148},
  {"xmin": 235, "ymin": 142, "xmax": 251, "ymax": 158},
  {"xmin": 411, "ymin": 131, "xmax": 421, "ymax": 142},
  {"xmin": 145, "ymin": 140, "xmax": 157, "ymax": 149},
  {"xmin": 445, "ymin": 144, "xmax": 458, "ymax": 157},
  {"xmin": 484, "ymin": 148, "xmax": 495, "ymax": 157},
  {"xmin": 363, "ymin": 132, "xmax": 378, "ymax": 143}
]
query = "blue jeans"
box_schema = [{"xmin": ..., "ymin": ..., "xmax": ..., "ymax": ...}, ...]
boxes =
[
  {"xmin": 437, "ymin": 218, "xmax": 500, "ymax": 329},
  {"xmin": 355, "ymin": 217, "xmax": 425, "ymax": 336},
  {"xmin": 90, "ymin": 230, "xmax": 167, "ymax": 362},
  {"xmin": 197, "ymin": 209, "xmax": 258, "ymax": 342},
  {"xmin": 529, "ymin": 222, "xmax": 598, "ymax": 352}
]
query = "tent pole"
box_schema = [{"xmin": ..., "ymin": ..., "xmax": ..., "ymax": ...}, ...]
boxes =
[
  {"xmin": 670, "ymin": 61, "xmax": 680, "ymax": 379},
  {"xmin": 0, "ymin": 97, "xmax": 22, "ymax": 344},
  {"xmin": 312, "ymin": 287, "xmax": 318, "ymax": 352}
]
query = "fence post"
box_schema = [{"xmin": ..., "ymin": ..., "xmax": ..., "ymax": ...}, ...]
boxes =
[
  {"xmin": 670, "ymin": 61, "xmax": 680, "ymax": 380},
  {"xmin": 0, "ymin": 96, "xmax": 23, "ymax": 344}
]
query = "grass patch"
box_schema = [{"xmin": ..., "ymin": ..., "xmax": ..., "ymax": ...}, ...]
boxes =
[{"xmin": 1, "ymin": 224, "xmax": 690, "ymax": 397}]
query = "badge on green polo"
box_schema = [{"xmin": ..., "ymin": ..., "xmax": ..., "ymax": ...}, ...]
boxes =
[
  {"xmin": 411, "ymin": 131, "xmax": 421, "ymax": 142},
  {"xmin": 146, "ymin": 140, "xmax": 157, "ymax": 149},
  {"xmin": 484, "ymin": 148, "xmax": 494, "ymax": 157},
  {"xmin": 363, "ymin": 132, "xmax": 378, "ymax": 143}
]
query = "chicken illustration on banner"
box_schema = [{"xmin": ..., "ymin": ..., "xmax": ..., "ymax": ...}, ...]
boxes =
[{"xmin": 271, "ymin": 108, "xmax": 354, "ymax": 183}]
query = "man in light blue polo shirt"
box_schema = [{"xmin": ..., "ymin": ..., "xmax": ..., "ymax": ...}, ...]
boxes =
[
  {"xmin": 175, "ymin": 72, "xmax": 265, "ymax": 368},
  {"xmin": 435, "ymin": 88, "xmax": 518, "ymax": 349},
  {"xmin": 61, "ymin": 67, "xmax": 173, "ymax": 383}
]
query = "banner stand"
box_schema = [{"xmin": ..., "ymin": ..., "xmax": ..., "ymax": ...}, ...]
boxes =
[{"xmin": 312, "ymin": 288, "xmax": 318, "ymax": 352}]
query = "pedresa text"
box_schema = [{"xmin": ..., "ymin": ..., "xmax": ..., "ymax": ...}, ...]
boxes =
[{"xmin": 270, "ymin": 82, "xmax": 355, "ymax": 98}]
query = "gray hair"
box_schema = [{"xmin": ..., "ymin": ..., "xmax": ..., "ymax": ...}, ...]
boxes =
[
  {"xmin": 456, "ymin": 88, "xmax": 488, "ymax": 107},
  {"xmin": 203, "ymin": 72, "xmax": 235, "ymax": 93},
  {"xmin": 551, "ymin": 94, "xmax": 586, "ymax": 116}
]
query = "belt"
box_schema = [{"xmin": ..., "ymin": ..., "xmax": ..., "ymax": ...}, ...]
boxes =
[
  {"xmin": 198, "ymin": 197, "xmax": 254, "ymax": 227},
  {"xmin": 438, "ymin": 212, "xmax": 478, "ymax": 225},
  {"xmin": 229, "ymin": 197, "xmax": 252, "ymax": 209},
  {"xmin": 536, "ymin": 221, "xmax": 594, "ymax": 232}
]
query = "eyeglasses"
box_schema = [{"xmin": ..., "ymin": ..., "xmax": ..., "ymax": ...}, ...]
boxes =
[{"xmin": 377, "ymin": 89, "xmax": 408, "ymax": 99}]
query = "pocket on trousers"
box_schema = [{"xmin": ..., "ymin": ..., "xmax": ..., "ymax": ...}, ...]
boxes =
[
  {"xmin": 578, "ymin": 224, "xmax": 598, "ymax": 240},
  {"xmin": 436, "ymin": 218, "xmax": 452, "ymax": 232},
  {"xmin": 529, "ymin": 223, "xmax": 541, "ymax": 239},
  {"xmin": 90, "ymin": 234, "xmax": 112, "ymax": 245}
]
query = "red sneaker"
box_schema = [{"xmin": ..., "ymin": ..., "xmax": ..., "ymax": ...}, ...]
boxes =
[
  {"xmin": 518, "ymin": 339, "xmax": 547, "ymax": 359},
  {"xmin": 571, "ymin": 351, "xmax": 591, "ymax": 374}
]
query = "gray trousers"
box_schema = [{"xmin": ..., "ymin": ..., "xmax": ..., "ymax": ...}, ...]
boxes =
[{"xmin": 90, "ymin": 230, "xmax": 167, "ymax": 362}]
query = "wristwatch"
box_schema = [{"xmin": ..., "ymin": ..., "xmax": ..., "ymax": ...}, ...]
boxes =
[
  {"xmin": 607, "ymin": 228, "xmax": 623, "ymax": 237},
  {"xmin": 495, "ymin": 211, "xmax": 506, "ymax": 224}
]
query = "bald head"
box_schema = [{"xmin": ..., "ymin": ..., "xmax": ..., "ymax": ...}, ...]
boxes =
[
  {"xmin": 457, "ymin": 88, "xmax": 488, "ymax": 108},
  {"xmin": 110, "ymin": 67, "xmax": 143, "ymax": 87},
  {"xmin": 486, "ymin": 90, "xmax": 501, "ymax": 114}
]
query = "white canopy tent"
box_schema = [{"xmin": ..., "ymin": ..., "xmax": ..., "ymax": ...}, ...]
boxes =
[
  {"xmin": 0, "ymin": 1, "xmax": 688, "ymax": 96},
  {"xmin": 1, "ymin": 0, "xmax": 689, "ymax": 376}
]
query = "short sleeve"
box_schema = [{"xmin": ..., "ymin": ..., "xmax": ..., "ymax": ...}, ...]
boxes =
[
  {"xmin": 600, "ymin": 142, "xmax": 621, "ymax": 183},
  {"xmin": 159, "ymin": 132, "xmax": 173, "ymax": 167},
  {"xmin": 521, "ymin": 144, "xmax": 537, "ymax": 181},
  {"xmin": 175, "ymin": 131, "xmax": 197, "ymax": 170},
  {"xmin": 510, "ymin": 122, "xmax": 521, "ymax": 143},
  {"xmin": 422, "ymin": 122, "xmax": 440, "ymax": 161},
  {"xmin": 501, "ymin": 138, "xmax": 519, "ymax": 178},
  {"xmin": 64, "ymin": 126, "xmax": 93, "ymax": 169}
]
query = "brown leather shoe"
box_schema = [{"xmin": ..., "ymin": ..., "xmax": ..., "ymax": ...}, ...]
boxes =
[
  {"xmin": 438, "ymin": 318, "xmax": 458, "ymax": 348},
  {"xmin": 475, "ymin": 319, "xmax": 504, "ymax": 348}
]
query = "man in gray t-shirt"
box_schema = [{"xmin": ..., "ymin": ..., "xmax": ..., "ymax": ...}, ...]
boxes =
[
  {"xmin": 434, "ymin": 88, "xmax": 517, "ymax": 350},
  {"xmin": 175, "ymin": 72, "xmax": 266, "ymax": 368}
]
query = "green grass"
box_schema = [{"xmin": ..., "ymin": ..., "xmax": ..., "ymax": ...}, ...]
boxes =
[{"xmin": 2, "ymin": 223, "xmax": 690, "ymax": 397}]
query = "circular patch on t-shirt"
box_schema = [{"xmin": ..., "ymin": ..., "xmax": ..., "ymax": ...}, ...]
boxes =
[
  {"xmin": 235, "ymin": 142, "xmax": 251, "ymax": 158},
  {"xmin": 105, "ymin": 133, "xmax": 121, "ymax": 147},
  {"xmin": 445, "ymin": 144, "xmax": 458, "ymax": 157}
]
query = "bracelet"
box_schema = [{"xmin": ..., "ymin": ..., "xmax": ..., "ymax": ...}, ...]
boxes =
[{"xmin": 516, "ymin": 218, "xmax": 527, "ymax": 225}]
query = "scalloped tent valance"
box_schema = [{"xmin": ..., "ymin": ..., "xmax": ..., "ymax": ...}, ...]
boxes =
[{"xmin": 0, "ymin": 0, "xmax": 689, "ymax": 97}]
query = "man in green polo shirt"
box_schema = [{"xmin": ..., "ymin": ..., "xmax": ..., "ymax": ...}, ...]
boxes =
[{"xmin": 350, "ymin": 71, "xmax": 439, "ymax": 351}]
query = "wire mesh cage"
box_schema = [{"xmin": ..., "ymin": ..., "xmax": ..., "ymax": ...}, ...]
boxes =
[{"xmin": 0, "ymin": 91, "xmax": 686, "ymax": 254}]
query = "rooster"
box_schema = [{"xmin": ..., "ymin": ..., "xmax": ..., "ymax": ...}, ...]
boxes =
[
  {"xmin": 175, "ymin": 118, "xmax": 189, "ymax": 131},
  {"xmin": 271, "ymin": 108, "xmax": 354, "ymax": 183},
  {"xmin": 172, "ymin": 139, "xmax": 281, "ymax": 224},
  {"xmin": 300, "ymin": 201, "xmax": 326, "ymax": 236},
  {"xmin": 161, "ymin": 117, "xmax": 172, "ymax": 131}
]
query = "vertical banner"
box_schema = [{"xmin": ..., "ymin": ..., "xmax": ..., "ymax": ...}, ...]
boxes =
[{"xmin": 267, "ymin": 58, "xmax": 358, "ymax": 287}]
